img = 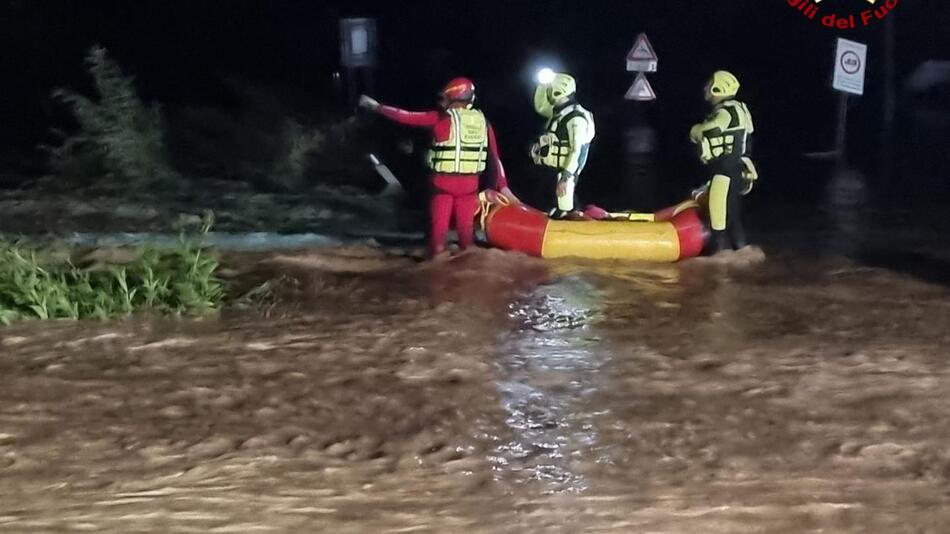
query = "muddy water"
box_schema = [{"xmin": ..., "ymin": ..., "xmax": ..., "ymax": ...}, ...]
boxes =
[{"xmin": 2, "ymin": 244, "xmax": 950, "ymax": 533}]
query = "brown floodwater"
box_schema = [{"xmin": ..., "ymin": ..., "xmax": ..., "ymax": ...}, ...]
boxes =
[{"xmin": 2, "ymin": 242, "xmax": 950, "ymax": 533}]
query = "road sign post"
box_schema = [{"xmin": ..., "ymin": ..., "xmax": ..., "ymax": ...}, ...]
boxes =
[
  {"xmin": 832, "ymin": 37, "xmax": 867, "ymax": 170},
  {"xmin": 623, "ymin": 33, "xmax": 659, "ymax": 207},
  {"xmin": 835, "ymin": 92, "xmax": 850, "ymax": 171},
  {"xmin": 624, "ymin": 33, "xmax": 658, "ymax": 100}
]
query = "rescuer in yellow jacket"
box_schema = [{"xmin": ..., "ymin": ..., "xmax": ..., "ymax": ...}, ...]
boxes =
[
  {"xmin": 531, "ymin": 72, "xmax": 596, "ymax": 220},
  {"xmin": 689, "ymin": 70, "xmax": 758, "ymax": 253}
]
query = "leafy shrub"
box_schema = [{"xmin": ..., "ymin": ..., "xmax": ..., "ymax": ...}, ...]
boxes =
[
  {"xmin": 42, "ymin": 45, "xmax": 179, "ymax": 187},
  {"xmin": 43, "ymin": 47, "xmax": 375, "ymax": 193},
  {"xmin": 0, "ymin": 219, "xmax": 224, "ymax": 325}
]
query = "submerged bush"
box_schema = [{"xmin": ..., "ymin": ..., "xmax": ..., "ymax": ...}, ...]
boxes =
[
  {"xmin": 42, "ymin": 45, "xmax": 179, "ymax": 187},
  {"xmin": 166, "ymin": 80, "xmax": 364, "ymax": 192},
  {"xmin": 270, "ymin": 119, "xmax": 326, "ymax": 191},
  {"xmin": 0, "ymin": 222, "xmax": 224, "ymax": 325},
  {"xmin": 43, "ymin": 47, "xmax": 373, "ymax": 193}
]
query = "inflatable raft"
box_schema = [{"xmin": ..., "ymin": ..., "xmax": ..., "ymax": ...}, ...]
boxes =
[{"xmin": 478, "ymin": 196, "xmax": 709, "ymax": 262}]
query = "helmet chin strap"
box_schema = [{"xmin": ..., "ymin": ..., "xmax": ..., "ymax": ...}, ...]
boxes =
[
  {"xmin": 551, "ymin": 95, "xmax": 576, "ymax": 110},
  {"xmin": 445, "ymin": 99, "xmax": 475, "ymax": 110}
]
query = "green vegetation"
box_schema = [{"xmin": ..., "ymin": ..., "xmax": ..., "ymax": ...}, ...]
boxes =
[
  {"xmin": 42, "ymin": 45, "xmax": 369, "ymax": 194},
  {"xmin": 43, "ymin": 45, "xmax": 180, "ymax": 188},
  {"xmin": 0, "ymin": 218, "xmax": 226, "ymax": 325}
]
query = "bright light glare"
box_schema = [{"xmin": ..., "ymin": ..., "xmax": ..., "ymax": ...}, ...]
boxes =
[{"xmin": 537, "ymin": 67, "xmax": 556, "ymax": 85}]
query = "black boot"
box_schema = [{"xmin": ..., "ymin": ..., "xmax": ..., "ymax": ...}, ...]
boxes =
[
  {"xmin": 548, "ymin": 208, "xmax": 571, "ymax": 220},
  {"xmin": 728, "ymin": 217, "xmax": 748, "ymax": 249},
  {"xmin": 730, "ymin": 227, "xmax": 748, "ymax": 250},
  {"xmin": 707, "ymin": 230, "xmax": 729, "ymax": 255}
]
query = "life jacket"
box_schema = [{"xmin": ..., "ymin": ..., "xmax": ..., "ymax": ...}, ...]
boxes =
[
  {"xmin": 694, "ymin": 99, "xmax": 754, "ymax": 163},
  {"xmin": 531, "ymin": 103, "xmax": 595, "ymax": 170},
  {"xmin": 426, "ymin": 108, "xmax": 488, "ymax": 174}
]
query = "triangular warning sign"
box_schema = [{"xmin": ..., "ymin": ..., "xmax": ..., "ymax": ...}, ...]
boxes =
[
  {"xmin": 627, "ymin": 33, "xmax": 657, "ymax": 62},
  {"xmin": 625, "ymin": 72, "xmax": 656, "ymax": 101},
  {"xmin": 626, "ymin": 33, "xmax": 658, "ymax": 72}
]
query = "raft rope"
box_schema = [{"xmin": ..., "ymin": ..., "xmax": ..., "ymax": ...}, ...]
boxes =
[{"xmin": 476, "ymin": 191, "xmax": 511, "ymax": 231}]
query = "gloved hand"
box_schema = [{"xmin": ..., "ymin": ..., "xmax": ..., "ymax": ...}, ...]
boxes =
[
  {"xmin": 498, "ymin": 187, "xmax": 521, "ymax": 205},
  {"xmin": 689, "ymin": 124, "xmax": 704, "ymax": 144},
  {"xmin": 740, "ymin": 178, "xmax": 754, "ymax": 196},
  {"xmin": 739, "ymin": 157, "xmax": 758, "ymax": 196},
  {"xmin": 358, "ymin": 95, "xmax": 380, "ymax": 111},
  {"xmin": 691, "ymin": 181, "xmax": 710, "ymax": 200}
]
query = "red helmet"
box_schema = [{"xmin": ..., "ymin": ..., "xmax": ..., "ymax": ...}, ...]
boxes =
[{"xmin": 440, "ymin": 77, "xmax": 475, "ymax": 103}]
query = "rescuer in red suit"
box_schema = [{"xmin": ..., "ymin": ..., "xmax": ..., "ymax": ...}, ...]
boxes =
[{"xmin": 359, "ymin": 78, "xmax": 519, "ymax": 259}]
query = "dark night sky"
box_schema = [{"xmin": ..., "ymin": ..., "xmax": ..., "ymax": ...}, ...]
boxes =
[{"xmin": 1, "ymin": 0, "xmax": 948, "ymax": 200}]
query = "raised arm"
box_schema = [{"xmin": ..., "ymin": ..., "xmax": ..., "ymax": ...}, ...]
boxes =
[
  {"xmin": 377, "ymin": 105, "xmax": 442, "ymax": 127},
  {"xmin": 359, "ymin": 95, "xmax": 441, "ymax": 128}
]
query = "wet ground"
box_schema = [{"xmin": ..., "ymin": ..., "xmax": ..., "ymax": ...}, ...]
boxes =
[{"xmin": 2, "ymin": 225, "xmax": 950, "ymax": 532}]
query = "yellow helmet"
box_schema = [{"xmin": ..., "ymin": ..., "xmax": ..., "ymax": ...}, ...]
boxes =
[
  {"xmin": 547, "ymin": 73, "xmax": 577, "ymax": 103},
  {"xmin": 707, "ymin": 70, "xmax": 740, "ymax": 98}
]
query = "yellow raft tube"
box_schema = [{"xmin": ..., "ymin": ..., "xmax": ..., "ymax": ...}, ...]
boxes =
[{"xmin": 478, "ymin": 195, "xmax": 708, "ymax": 262}]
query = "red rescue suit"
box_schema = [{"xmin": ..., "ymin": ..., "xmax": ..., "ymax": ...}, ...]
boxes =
[{"xmin": 378, "ymin": 105, "xmax": 508, "ymax": 256}]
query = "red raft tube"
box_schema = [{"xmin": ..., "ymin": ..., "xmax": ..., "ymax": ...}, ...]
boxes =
[{"xmin": 478, "ymin": 194, "xmax": 708, "ymax": 262}]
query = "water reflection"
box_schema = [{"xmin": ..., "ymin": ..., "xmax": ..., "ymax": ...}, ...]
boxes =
[
  {"xmin": 491, "ymin": 275, "xmax": 608, "ymax": 493},
  {"xmin": 488, "ymin": 259, "xmax": 766, "ymax": 494},
  {"xmin": 823, "ymin": 169, "xmax": 870, "ymax": 257}
]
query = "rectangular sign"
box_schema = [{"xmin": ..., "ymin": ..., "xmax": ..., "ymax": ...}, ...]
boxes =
[
  {"xmin": 626, "ymin": 59, "xmax": 658, "ymax": 73},
  {"xmin": 340, "ymin": 18, "xmax": 377, "ymax": 68},
  {"xmin": 833, "ymin": 37, "xmax": 867, "ymax": 95}
]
